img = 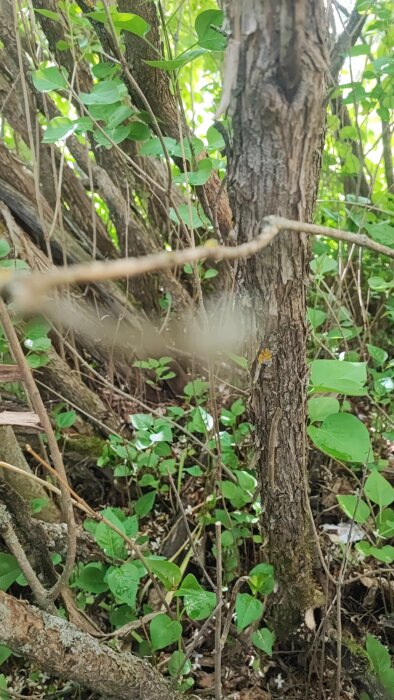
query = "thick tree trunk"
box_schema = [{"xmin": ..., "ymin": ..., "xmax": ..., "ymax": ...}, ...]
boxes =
[{"xmin": 226, "ymin": 1, "xmax": 328, "ymax": 638}]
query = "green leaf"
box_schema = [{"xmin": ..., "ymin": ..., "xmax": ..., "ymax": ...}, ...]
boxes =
[
  {"xmin": 310, "ymin": 359, "xmax": 368, "ymax": 395},
  {"xmin": 93, "ymin": 125, "xmax": 130, "ymax": 148},
  {"xmin": 184, "ymin": 379, "xmax": 209, "ymax": 398},
  {"xmin": 307, "ymin": 307, "xmax": 327, "ymax": 330},
  {"xmin": 55, "ymin": 410, "xmax": 76, "ymax": 430},
  {"xmin": 106, "ymin": 563, "xmax": 140, "ymax": 608},
  {"xmin": 368, "ymin": 545, "xmax": 394, "ymax": 564},
  {"xmin": 148, "ymin": 560, "xmax": 182, "ymax": 590},
  {"xmin": 34, "ymin": 8, "xmax": 61, "ymax": 21},
  {"xmin": 0, "ymin": 674, "xmax": 9, "ymax": 699},
  {"xmin": 310, "ymin": 254, "xmax": 338, "ymax": 276},
  {"xmin": 24, "ymin": 318, "xmax": 51, "ymax": 339},
  {"xmin": 308, "ymin": 413, "xmax": 372, "ymax": 463},
  {"xmin": 235, "ymin": 593, "xmax": 263, "ymax": 632},
  {"xmin": 203, "ymin": 268, "xmax": 218, "ymax": 280},
  {"xmin": 74, "ymin": 563, "xmax": 109, "ymax": 593},
  {"xmin": 128, "ymin": 121, "xmax": 151, "ymax": 141},
  {"xmin": 95, "ymin": 510, "xmax": 127, "ymax": 559},
  {"xmin": 248, "ymin": 563, "xmax": 275, "ymax": 596},
  {"xmin": 206, "ymin": 125, "xmax": 225, "ymax": 151},
  {"xmin": 174, "ymin": 574, "xmax": 216, "ymax": 620},
  {"xmin": 130, "ymin": 414, "xmax": 154, "ymax": 430},
  {"xmin": 139, "ymin": 136, "xmax": 177, "ymax": 157},
  {"xmin": 106, "ymin": 105, "xmax": 134, "ymax": 128},
  {"xmin": 364, "ymin": 470, "xmax": 394, "ymax": 507},
  {"xmin": 366, "ymin": 635, "xmax": 391, "ymax": 678},
  {"xmin": 173, "ymin": 158, "xmax": 213, "ymax": 186},
  {"xmin": 252, "ymin": 628, "xmax": 274, "ymax": 655},
  {"xmin": 150, "ymin": 613, "xmax": 182, "ymax": 651},
  {"xmin": 308, "ymin": 397, "xmax": 340, "ymax": 422},
  {"xmin": 0, "ymin": 647, "xmax": 11, "ymax": 666},
  {"xmin": 336, "ymin": 495, "xmax": 371, "ymax": 524},
  {"xmin": 0, "ymin": 553, "xmax": 21, "ymax": 591},
  {"xmin": 169, "ymin": 203, "xmax": 208, "ymax": 229},
  {"xmin": 168, "ymin": 650, "xmax": 191, "ymax": 678},
  {"xmin": 87, "ymin": 11, "xmax": 150, "ymax": 37},
  {"xmin": 32, "ymin": 66, "xmax": 67, "ymax": 92},
  {"xmin": 365, "ymin": 222, "xmax": 394, "ymax": 248},
  {"xmin": 225, "ymin": 351, "xmax": 249, "ymax": 370},
  {"xmin": 0, "ymin": 240, "xmax": 10, "ymax": 258},
  {"xmin": 134, "ymin": 491, "xmax": 156, "ymax": 517},
  {"xmin": 367, "ymin": 344, "xmax": 388, "ymax": 367},
  {"xmin": 43, "ymin": 117, "xmax": 77, "ymax": 143},
  {"xmin": 80, "ymin": 80, "xmax": 127, "ymax": 105},
  {"xmin": 145, "ymin": 48, "xmax": 207, "ymax": 72},
  {"xmin": 376, "ymin": 508, "xmax": 394, "ymax": 538},
  {"xmin": 195, "ymin": 10, "xmax": 226, "ymax": 51}
]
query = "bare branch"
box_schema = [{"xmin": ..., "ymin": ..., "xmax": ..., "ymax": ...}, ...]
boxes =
[
  {"xmin": 3, "ymin": 215, "xmax": 393, "ymax": 308},
  {"xmin": 330, "ymin": 5, "xmax": 367, "ymax": 83}
]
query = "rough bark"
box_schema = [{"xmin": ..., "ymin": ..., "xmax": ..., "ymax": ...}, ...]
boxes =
[
  {"xmin": 0, "ymin": 426, "xmax": 61, "ymax": 523},
  {"xmin": 226, "ymin": 1, "xmax": 328, "ymax": 638},
  {"xmin": 0, "ymin": 590, "xmax": 186, "ymax": 700}
]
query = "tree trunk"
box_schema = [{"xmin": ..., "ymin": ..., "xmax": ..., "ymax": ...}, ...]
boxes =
[{"xmin": 226, "ymin": 1, "xmax": 328, "ymax": 638}]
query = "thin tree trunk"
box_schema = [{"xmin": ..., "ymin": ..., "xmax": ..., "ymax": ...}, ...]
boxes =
[{"xmin": 225, "ymin": 1, "xmax": 328, "ymax": 638}]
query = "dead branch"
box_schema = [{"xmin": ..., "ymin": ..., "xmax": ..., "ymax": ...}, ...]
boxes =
[
  {"xmin": 0, "ymin": 590, "xmax": 188, "ymax": 700},
  {"xmin": 3, "ymin": 215, "xmax": 393, "ymax": 309}
]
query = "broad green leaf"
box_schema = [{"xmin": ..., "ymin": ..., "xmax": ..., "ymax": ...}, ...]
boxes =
[
  {"xmin": 134, "ymin": 491, "xmax": 156, "ymax": 517},
  {"xmin": 139, "ymin": 136, "xmax": 177, "ymax": 157},
  {"xmin": 308, "ymin": 413, "xmax": 372, "ymax": 463},
  {"xmin": 74, "ymin": 563, "xmax": 109, "ymax": 593},
  {"xmin": 0, "ymin": 240, "xmax": 10, "ymax": 258},
  {"xmin": 43, "ymin": 117, "xmax": 77, "ymax": 143},
  {"xmin": 92, "ymin": 62, "xmax": 118, "ymax": 80},
  {"xmin": 80, "ymin": 80, "xmax": 127, "ymax": 105},
  {"xmin": 130, "ymin": 413, "xmax": 154, "ymax": 430},
  {"xmin": 169, "ymin": 203, "xmax": 208, "ymax": 229},
  {"xmin": 376, "ymin": 508, "xmax": 394, "ymax": 538},
  {"xmin": 195, "ymin": 10, "xmax": 226, "ymax": 51},
  {"xmin": 0, "ymin": 553, "xmax": 21, "ymax": 591},
  {"xmin": 128, "ymin": 122, "xmax": 151, "ymax": 141},
  {"xmin": 366, "ymin": 635, "xmax": 391, "ymax": 678},
  {"xmin": 308, "ymin": 397, "xmax": 340, "ymax": 422},
  {"xmin": 206, "ymin": 125, "xmax": 225, "ymax": 151},
  {"xmin": 106, "ymin": 563, "xmax": 140, "ymax": 608},
  {"xmin": 310, "ymin": 359, "xmax": 367, "ymax": 395},
  {"xmin": 365, "ymin": 222, "xmax": 394, "ymax": 248},
  {"xmin": 0, "ymin": 647, "xmax": 11, "ymax": 666},
  {"xmin": 93, "ymin": 125, "xmax": 130, "ymax": 148},
  {"xmin": 337, "ymin": 495, "xmax": 371, "ymax": 524},
  {"xmin": 87, "ymin": 11, "xmax": 150, "ymax": 37},
  {"xmin": 32, "ymin": 66, "xmax": 67, "ymax": 92},
  {"xmin": 168, "ymin": 650, "xmax": 191, "ymax": 677},
  {"xmin": 307, "ymin": 307, "xmax": 327, "ymax": 329},
  {"xmin": 34, "ymin": 8, "xmax": 60, "ymax": 21},
  {"xmin": 368, "ymin": 545, "xmax": 394, "ymax": 564},
  {"xmin": 148, "ymin": 559, "xmax": 182, "ymax": 590},
  {"xmin": 24, "ymin": 337, "xmax": 51, "ymax": 352},
  {"xmin": 367, "ymin": 344, "xmax": 388, "ymax": 367},
  {"xmin": 252, "ymin": 628, "xmax": 274, "ymax": 656},
  {"xmin": 0, "ymin": 674, "xmax": 9, "ymax": 699},
  {"xmin": 235, "ymin": 593, "xmax": 263, "ymax": 632},
  {"xmin": 145, "ymin": 48, "xmax": 207, "ymax": 72},
  {"xmin": 310, "ymin": 254, "xmax": 338, "ymax": 276},
  {"xmin": 55, "ymin": 410, "xmax": 76, "ymax": 429},
  {"xmin": 95, "ymin": 510, "xmax": 127, "ymax": 559},
  {"xmin": 173, "ymin": 158, "xmax": 213, "ymax": 186},
  {"xmin": 150, "ymin": 613, "xmax": 182, "ymax": 650},
  {"xmin": 364, "ymin": 470, "xmax": 394, "ymax": 508},
  {"xmin": 248, "ymin": 563, "xmax": 275, "ymax": 596},
  {"xmin": 106, "ymin": 105, "xmax": 134, "ymax": 128},
  {"xmin": 174, "ymin": 574, "xmax": 216, "ymax": 620},
  {"xmin": 184, "ymin": 379, "xmax": 209, "ymax": 398}
]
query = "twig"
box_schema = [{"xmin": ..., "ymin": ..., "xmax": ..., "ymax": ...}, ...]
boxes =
[
  {"xmin": 214, "ymin": 522, "xmax": 222, "ymax": 700},
  {"xmin": 3, "ymin": 215, "xmax": 393, "ymax": 309},
  {"xmin": 0, "ymin": 298, "xmax": 77, "ymax": 600}
]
